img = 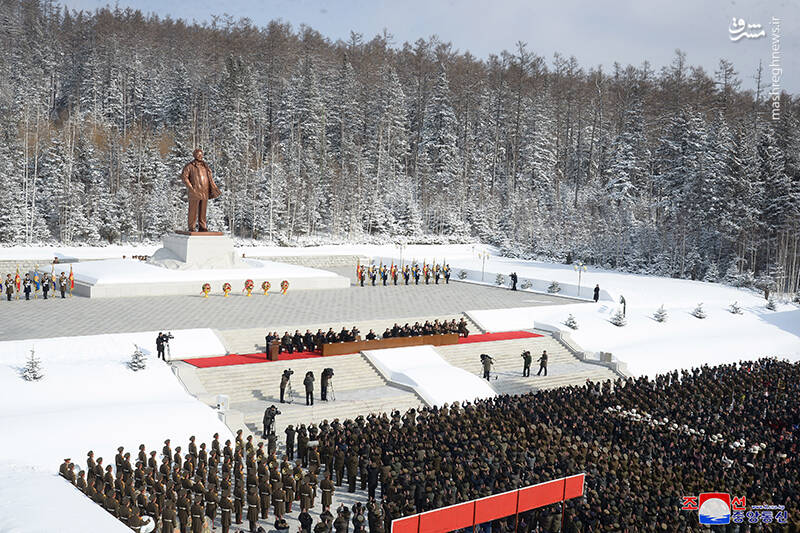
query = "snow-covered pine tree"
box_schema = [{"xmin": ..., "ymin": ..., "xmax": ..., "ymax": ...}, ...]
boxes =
[
  {"xmin": 729, "ymin": 301, "xmax": 743, "ymax": 314},
  {"xmin": 610, "ymin": 309, "xmax": 626, "ymax": 327},
  {"xmin": 564, "ymin": 314, "xmax": 578, "ymax": 330},
  {"xmin": 691, "ymin": 303, "xmax": 706, "ymax": 319},
  {"xmin": 703, "ymin": 262, "xmax": 719, "ymax": 283},
  {"xmin": 547, "ymin": 280, "xmax": 561, "ymax": 293},
  {"xmin": 495, "ymin": 273, "xmax": 506, "ymax": 286},
  {"xmin": 766, "ymin": 297, "xmax": 776, "ymax": 311},
  {"xmin": 654, "ymin": 305, "xmax": 668, "ymax": 322},
  {"xmin": 458, "ymin": 270, "xmax": 467, "ymax": 280},
  {"xmin": 128, "ymin": 345, "xmax": 147, "ymax": 371},
  {"xmin": 21, "ymin": 350, "xmax": 44, "ymax": 381},
  {"xmin": 520, "ymin": 279, "xmax": 532, "ymax": 289}
]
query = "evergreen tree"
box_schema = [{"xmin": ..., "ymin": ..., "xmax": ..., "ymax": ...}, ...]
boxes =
[
  {"xmin": 21, "ymin": 350, "xmax": 44, "ymax": 381},
  {"xmin": 128, "ymin": 344, "xmax": 147, "ymax": 371},
  {"xmin": 654, "ymin": 305, "xmax": 668, "ymax": 322}
]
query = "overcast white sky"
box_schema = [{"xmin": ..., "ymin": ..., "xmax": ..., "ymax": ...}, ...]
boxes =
[{"xmin": 61, "ymin": 0, "xmax": 798, "ymax": 93}]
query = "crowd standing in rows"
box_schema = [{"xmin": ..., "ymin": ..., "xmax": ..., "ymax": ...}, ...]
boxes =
[
  {"xmin": 61, "ymin": 358, "xmax": 800, "ymax": 532},
  {"xmin": 356, "ymin": 263, "xmax": 451, "ymax": 286}
]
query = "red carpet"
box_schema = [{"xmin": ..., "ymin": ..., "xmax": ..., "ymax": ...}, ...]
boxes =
[
  {"xmin": 458, "ymin": 331, "xmax": 541, "ymax": 344},
  {"xmin": 184, "ymin": 349, "xmax": 323, "ymax": 368},
  {"xmin": 183, "ymin": 331, "xmax": 542, "ymax": 368}
]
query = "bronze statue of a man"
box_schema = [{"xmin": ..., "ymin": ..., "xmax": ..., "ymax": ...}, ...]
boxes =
[{"xmin": 180, "ymin": 149, "xmax": 221, "ymax": 232}]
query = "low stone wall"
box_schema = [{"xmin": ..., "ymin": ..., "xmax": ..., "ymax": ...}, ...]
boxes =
[
  {"xmin": 0, "ymin": 260, "xmax": 75, "ymax": 274},
  {"xmin": 247, "ymin": 254, "xmax": 366, "ymax": 268}
]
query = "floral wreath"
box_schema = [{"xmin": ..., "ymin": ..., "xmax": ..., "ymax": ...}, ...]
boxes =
[
  {"xmin": 280, "ymin": 280, "xmax": 289, "ymax": 294},
  {"xmin": 201, "ymin": 283, "xmax": 211, "ymax": 296},
  {"xmin": 222, "ymin": 282, "xmax": 232, "ymax": 292},
  {"xmin": 244, "ymin": 279, "xmax": 254, "ymax": 290},
  {"xmin": 262, "ymin": 281, "xmax": 271, "ymax": 291}
]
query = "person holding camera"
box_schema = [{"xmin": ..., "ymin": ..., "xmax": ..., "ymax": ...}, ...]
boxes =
[
  {"xmin": 156, "ymin": 332, "xmax": 166, "ymax": 360},
  {"xmin": 303, "ymin": 371, "xmax": 315, "ymax": 406},
  {"xmin": 280, "ymin": 369, "xmax": 293, "ymax": 403},
  {"xmin": 263, "ymin": 405, "xmax": 280, "ymax": 438},
  {"xmin": 480, "ymin": 353, "xmax": 493, "ymax": 381},
  {"xmin": 321, "ymin": 368, "xmax": 334, "ymax": 401},
  {"xmin": 521, "ymin": 350, "xmax": 532, "ymax": 377}
]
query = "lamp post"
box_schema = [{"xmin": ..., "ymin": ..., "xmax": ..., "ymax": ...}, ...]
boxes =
[
  {"xmin": 574, "ymin": 261, "xmax": 587, "ymax": 298},
  {"xmin": 479, "ymin": 250, "xmax": 489, "ymax": 282},
  {"xmin": 399, "ymin": 244, "xmax": 405, "ymax": 267}
]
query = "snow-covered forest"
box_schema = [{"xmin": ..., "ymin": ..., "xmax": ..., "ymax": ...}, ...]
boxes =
[{"xmin": 0, "ymin": 1, "xmax": 798, "ymax": 294}]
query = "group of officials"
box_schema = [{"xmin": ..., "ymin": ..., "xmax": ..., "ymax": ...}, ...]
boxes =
[
  {"xmin": 4, "ymin": 271, "xmax": 71, "ymax": 300},
  {"xmin": 266, "ymin": 317, "xmax": 470, "ymax": 355},
  {"xmin": 357, "ymin": 263, "xmax": 451, "ymax": 286}
]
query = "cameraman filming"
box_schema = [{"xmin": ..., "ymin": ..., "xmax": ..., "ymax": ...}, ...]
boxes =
[
  {"xmin": 321, "ymin": 368, "xmax": 334, "ymax": 401},
  {"xmin": 480, "ymin": 353, "xmax": 494, "ymax": 381},
  {"xmin": 280, "ymin": 369, "xmax": 294, "ymax": 403},
  {"xmin": 156, "ymin": 332, "xmax": 174, "ymax": 361},
  {"xmin": 263, "ymin": 405, "xmax": 280, "ymax": 438}
]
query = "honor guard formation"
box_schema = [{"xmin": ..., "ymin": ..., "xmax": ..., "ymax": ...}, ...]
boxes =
[{"xmin": 61, "ymin": 358, "xmax": 800, "ymax": 532}]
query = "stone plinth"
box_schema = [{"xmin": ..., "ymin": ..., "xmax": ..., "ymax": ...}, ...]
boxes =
[{"xmin": 149, "ymin": 233, "xmax": 246, "ymax": 270}]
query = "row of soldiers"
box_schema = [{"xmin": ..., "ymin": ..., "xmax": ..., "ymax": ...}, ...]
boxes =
[
  {"xmin": 59, "ymin": 429, "xmax": 377, "ymax": 533},
  {"xmin": 356, "ymin": 263, "xmax": 451, "ymax": 286},
  {"xmin": 4, "ymin": 271, "xmax": 72, "ymax": 300}
]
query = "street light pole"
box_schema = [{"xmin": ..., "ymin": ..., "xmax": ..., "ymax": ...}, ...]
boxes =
[
  {"xmin": 574, "ymin": 261, "xmax": 587, "ymax": 298},
  {"xmin": 481, "ymin": 251, "xmax": 488, "ymax": 282}
]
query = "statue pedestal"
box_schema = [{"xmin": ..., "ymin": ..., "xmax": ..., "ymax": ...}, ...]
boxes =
[{"xmin": 149, "ymin": 232, "xmax": 246, "ymax": 270}]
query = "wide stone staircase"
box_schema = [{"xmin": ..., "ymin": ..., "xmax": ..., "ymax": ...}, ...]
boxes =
[
  {"xmin": 435, "ymin": 335, "xmax": 619, "ymax": 396},
  {"xmin": 218, "ymin": 313, "xmax": 482, "ymax": 355},
  {"xmin": 192, "ymin": 351, "xmax": 423, "ymax": 437}
]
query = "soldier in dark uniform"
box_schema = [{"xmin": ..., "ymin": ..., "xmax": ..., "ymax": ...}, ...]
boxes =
[
  {"xmin": 280, "ymin": 369, "xmax": 292, "ymax": 403},
  {"xmin": 333, "ymin": 448, "xmax": 345, "ymax": 487},
  {"xmin": 521, "ymin": 350, "xmax": 532, "ymax": 377},
  {"xmin": 391, "ymin": 265, "xmax": 398, "ymax": 285},
  {"xmin": 247, "ymin": 486, "xmax": 260, "ymax": 531},
  {"xmin": 299, "ymin": 478, "xmax": 313, "ymax": 511},
  {"xmin": 299, "ymin": 508, "xmax": 313, "ymax": 533},
  {"xmin": 357, "ymin": 265, "xmax": 365, "ymax": 287},
  {"xmin": 177, "ymin": 490, "xmax": 190, "ymax": 533},
  {"xmin": 481, "ymin": 354, "xmax": 493, "ymax": 381},
  {"xmin": 42, "ymin": 273, "xmax": 50, "ymax": 298},
  {"xmin": 219, "ymin": 491, "xmax": 233, "ymax": 533},
  {"xmin": 285, "ymin": 425, "xmax": 296, "ymax": 460},
  {"xmin": 380, "ymin": 265, "xmax": 388, "ymax": 286},
  {"xmin": 162, "ymin": 500, "xmax": 177, "ymax": 533},
  {"xmin": 59, "ymin": 272, "xmax": 67, "ymax": 298},
  {"xmin": 434, "ymin": 264, "xmax": 441, "ymax": 284},
  {"xmin": 510, "ymin": 271, "xmax": 518, "ymax": 290},
  {"xmin": 537, "ymin": 350, "xmax": 548, "ymax": 376},
  {"xmin": 259, "ymin": 471, "xmax": 270, "ymax": 519},
  {"xmin": 233, "ymin": 484, "xmax": 244, "ymax": 525},
  {"xmin": 444, "ymin": 264, "xmax": 451, "ymax": 284},
  {"xmin": 402, "ymin": 266, "xmax": 410, "ymax": 285},
  {"xmin": 190, "ymin": 495, "xmax": 204, "ymax": 533},
  {"xmin": 272, "ymin": 485, "xmax": 286, "ymax": 519},
  {"xmin": 369, "ymin": 266, "xmax": 377, "ymax": 286},
  {"xmin": 320, "ymin": 472, "xmax": 334, "ymax": 510},
  {"xmin": 423, "ymin": 264, "xmax": 430, "ymax": 284},
  {"xmin": 346, "ymin": 452, "xmax": 358, "ymax": 493},
  {"xmin": 321, "ymin": 368, "xmax": 333, "ymax": 401},
  {"xmin": 22, "ymin": 273, "xmax": 31, "ymax": 300},
  {"xmin": 4, "ymin": 274, "xmax": 13, "ymax": 301}
]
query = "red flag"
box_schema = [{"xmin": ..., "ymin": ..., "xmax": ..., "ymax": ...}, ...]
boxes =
[
  {"xmin": 69, "ymin": 265, "xmax": 74, "ymax": 290},
  {"xmin": 14, "ymin": 266, "xmax": 20, "ymax": 291}
]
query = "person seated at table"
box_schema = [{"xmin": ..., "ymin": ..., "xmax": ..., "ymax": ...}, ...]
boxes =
[
  {"xmin": 365, "ymin": 329, "xmax": 377, "ymax": 340},
  {"xmin": 382, "ymin": 328, "xmax": 392, "ymax": 339},
  {"xmin": 280, "ymin": 331, "xmax": 294, "ymax": 354},
  {"xmin": 399, "ymin": 324, "xmax": 411, "ymax": 337},
  {"xmin": 292, "ymin": 330, "xmax": 304, "ymax": 352},
  {"xmin": 314, "ymin": 329, "xmax": 326, "ymax": 347},
  {"xmin": 351, "ymin": 326, "xmax": 360, "ymax": 341},
  {"xmin": 410, "ymin": 322, "xmax": 422, "ymax": 336},
  {"xmin": 339, "ymin": 327, "xmax": 350, "ymax": 342},
  {"xmin": 303, "ymin": 330, "xmax": 316, "ymax": 352},
  {"xmin": 391, "ymin": 323, "xmax": 401, "ymax": 337},
  {"xmin": 325, "ymin": 328, "xmax": 337, "ymax": 344},
  {"xmin": 422, "ymin": 321, "xmax": 433, "ymax": 335},
  {"xmin": 458, "ymin": 318, "xmax": 470, "ymax": 337}
]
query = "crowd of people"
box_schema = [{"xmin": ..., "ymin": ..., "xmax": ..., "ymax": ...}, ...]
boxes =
[
  {"xmin": 266, "ymin": 318, "xmax": 470, "ymax": 355},
  {"xmin": 356, "ymin": 263, "xmax": 451, "ymax": 286},
  {"xmin": 61, "ymin": 358, "xmax": 800, "ymax": 532}
]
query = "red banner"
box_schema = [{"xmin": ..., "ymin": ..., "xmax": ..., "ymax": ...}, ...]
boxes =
[{"xmin": 392, "ymin": 473, "xmax": 585, "ymax": 533}]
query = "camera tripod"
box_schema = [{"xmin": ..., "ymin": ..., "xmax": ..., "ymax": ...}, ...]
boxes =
[
  {"xmin": 284, "ymin": 381, "xmax": 295, "ymax": 404},
  {"xmin": 329, "ymin": 382, "xmax": 336, "ymax": 401}
]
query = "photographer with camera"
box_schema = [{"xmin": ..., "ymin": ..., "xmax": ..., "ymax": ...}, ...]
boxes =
[
  {"xmin": 280, "ymin": 369, "xmax": 294, "ymax": 403},
  {"xmin": 303, "ymin": 371, "xmax": 315, "ymax": 406},
  {"xmin": 480, "ymin": 353, "xmax": 494, "ymax": 381},
  {"xmin": 321, "ymin": 368, "xmax": 334, "ymax": 401},
  {"xmin": 521, "ymin": 350, "xmax": 532, "ymax": 377},
  {"xmin": 263, "ymin": 405, "xmax": 280, "ymax": 438},
  {"xmin": 156, "ymin": 332, "xmax": 174, "ymax": 361}
]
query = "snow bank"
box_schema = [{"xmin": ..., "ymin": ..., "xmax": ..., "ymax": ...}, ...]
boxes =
[
  {"xmin": 363, "ymin": 345, "xmax": 496, "ymax": 406},
  {"xmin": 0, "ymin": 334, "xmax": 234, "ymax": 531},
  {"xmin": 463, "ymin": 259, "xmax": 800, "ymax": 377}
]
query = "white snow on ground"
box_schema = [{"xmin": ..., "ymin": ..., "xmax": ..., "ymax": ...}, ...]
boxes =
[
  {"xmin": 0, "ymin": 329, "xmax": 227, "ymax": 361},
  {"xmin": 0, "ymin": 469, "xmax": 130, "ymax": 533},
  {"xmin": 363, "ymin": 345, "xmax": 496, "ymax": 405},
  {"xmin": 456, "ymin": 257, "xmax": 800, "ymax": 378},
  {"xmin": 0, "ymin": 336, "xmax": 233, "ymax": 532}
]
